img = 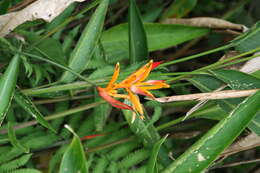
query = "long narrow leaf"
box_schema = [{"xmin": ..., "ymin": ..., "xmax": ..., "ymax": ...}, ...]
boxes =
[
  {"xmin": 0, "ymin": 54, "xmax": 20, "ymax": 125},
  {"xmin": 14, "ymin": 90, "xmax": 56, "ymax": 133},
  {"xmin": 162, "ymin": 90, "xmax": 260, "ymax": 173},
  {"xmin": 60, "ymin": 0, "xmax": 109, "ymax": 83},
  {"xmin": 146, "ymin": 134, "xmax": 168, "ymax": 173},
  {"xmin": 129, "ymin": 0, "xmax": 148, "ymax": 64},
  {"xmin": 8, "ymin": 122, "xmax": 29, "ymax": 153}
]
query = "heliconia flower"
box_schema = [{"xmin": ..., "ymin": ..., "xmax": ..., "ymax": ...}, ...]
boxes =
[
  {"xmin": 97, "ymin": 87, "xmax": 133, "ymax": 110},
  {"xmin": 96, "ymin": 62, "xmax": 133, "ymax": 111},
  {"xmin": 97, "ymin": 60, "xmax": 170, "ymax": 119}
]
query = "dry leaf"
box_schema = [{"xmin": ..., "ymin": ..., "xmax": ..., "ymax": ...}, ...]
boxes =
[
  {"xmin": 154, "ymin": 89, "xmax": 258, "ymax": 103},
  {"xmin": 221, "ymin": 133, "xmax": 260, "ymax": 158},
  {"xmin": 240, "ymin": 53, "xmax": 260, "ymax": 73},
  {"xmin": 163, "ymin": 17, "xmax": 246, "ymax": 32},
  {"xmin": 0, "ymin": 0, "xmax": 86, "ymax": 37}
]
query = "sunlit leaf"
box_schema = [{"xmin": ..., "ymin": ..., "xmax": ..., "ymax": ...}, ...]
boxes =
[
  {"xmin": 59, "ymin": 125, "xmax": 87, "ymax": 173},
  {"xmin": 60, "ymin": 0, "xmax": 109, "ymax": 83},
  {"xmin": 0, "ymin": 54, "xmax": 20, "ymax": 125},
  {"xmin": 162, "ymin": 90, "xmax": 260, "ymax": 173}
]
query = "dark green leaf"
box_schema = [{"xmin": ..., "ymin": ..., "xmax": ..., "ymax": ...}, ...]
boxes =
[
  {"xmin": 210, "ymin": 69, "xmax": 260, "ymax": 89},
  {"xmin": 59, "ymin": 125, "xmax": 87, "ymax": 173},
  {"xmin": 101, "ymin": 23, "xmax": 209, "ymax": 63},
  {"xmin": 0, "ymin": 54, "xmax": 20, "ymax": 125},
  {"xmin": 8, "ymin": 122, "xmax": 29, "ymax": 153},
  {"xmin": 60, "ymin": 0, "xmax": 109, "ymax": 83},
  {"xmin": 232, "ymin": 21, "xmax": 260, "ymax": 52},
  {"xmin": 46, "ymin": 3, "xmax": 76, "ymax": 31},
  {"xmin": 129, "ymin": 0, "xmax": 148, "ymax": 63},
  {"xmin": 210, "ymin": 69, "xmax": 260, "ymax": 135},
  {"xmin": 122, "ymin": 100, "xmax": 160, "ymax": 147},
  {"xmin": 18, "ymin": 31, "xmax": 66, "ymax": 65},
  {"xmin": 162, "ymin": 90, "xmax": 260, "ymax": 173},
  {"xmin": 14, "ymin": 90, "xmax": 56, "ymax": 133},
  {"xmin": 0, "ymin": 0, "xmax": 10, "ymax": 15},
  {"xmin": 146, "ymin": 135, "xmax": 168, "ymax": 173}
]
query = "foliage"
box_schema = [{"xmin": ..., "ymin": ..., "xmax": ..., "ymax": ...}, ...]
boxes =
[{"xmin": 0, "ymin": 0, "xmax": 259, "ymax": 172}]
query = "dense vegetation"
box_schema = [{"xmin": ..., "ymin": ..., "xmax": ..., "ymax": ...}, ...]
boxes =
[{"xmin": 0, "ymin": 0, "xmax": 259, "ymax": 172}]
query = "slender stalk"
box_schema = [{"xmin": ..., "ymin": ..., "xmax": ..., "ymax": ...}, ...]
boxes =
[
  {"xmin": 167, "ymin": 47, "xmax": 260, "ymax": 82},
  {"xmin": 161, "ymin": 44, "xmax": 232, "ymax": 67},
  {"xmin": 0, "ymin": 101, "xmax": 104, "ymax": 134}
]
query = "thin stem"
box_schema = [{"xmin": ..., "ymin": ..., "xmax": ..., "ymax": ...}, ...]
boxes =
[
  {"xmin": 21, "ymin": 51, "xmax": 96, "ymax": 86},
  {"xmin": 161, "ymin": 44, "xmax": 232, "ymax": 67},
  {"xmin": 0, "ymin": 101, "xmax": 104, "ymax": 134},
  {"xmin": 34, "ymin": 95, "xmax": 93, "ymax": 105},
  {"xmin": 167, "ymin": 47, "xmax": 260, "ymax": 82}
]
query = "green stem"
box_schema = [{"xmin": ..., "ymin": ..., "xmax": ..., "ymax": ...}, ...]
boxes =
[
  {"xmin": 161, "ymin": 44, "xmax": 232, "ymax": 67},
  {"xmin": 167, "ymin": 47, "xmax": 260, "ymax": 82},
  {"xmin": 0, "ymin": 101, "xmax": 104, "ymax": 134}
]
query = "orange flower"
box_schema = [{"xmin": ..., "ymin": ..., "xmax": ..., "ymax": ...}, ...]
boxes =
[
  {"xmin": 96, "ymin": 63, "xmax": 133, "ymax": 111},
  {"xmin": 97, "ymin": 60, "xmax": 170, "ymax": 118}
]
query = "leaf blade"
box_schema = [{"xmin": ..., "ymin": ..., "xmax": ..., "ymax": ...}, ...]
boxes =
[
  {"xmin": 146, "ymin": 134, "xmax": 168, "ymax": 173},
  {"xmin": 0, "ymin": 54, "xmax": 20, "ymax": 125},
  {"xmin": 8, "ymin": 122, "xmax": 29, "ymax": 153},
  {"xmin": 14, "ymin": 90, "xmax": 56, "ymax": 133},
  {"xmin": 59, "ymin": 125, "xmax": 87, "ymax": 173},
  {"xmin": 162, "ymin": 90, "xmax": 260, "ymax": 173},
  {"xmin": 60, "ymin": 0, "xmax": 109, "ymax": 83},
  {"xmin": 129, "ymin": 0, "xmax": 148, "ymax": 63}
]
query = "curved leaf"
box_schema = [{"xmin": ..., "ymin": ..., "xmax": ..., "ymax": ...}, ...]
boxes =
[
  {"xmin": 162, "ymin": 90, "xmax": 260, "ymax": 173},
  {"xmin": 60, "ymin": 0, "xmax": 109, "ymax": 83},
  {"xmin": 59, "ymin": 125, "xmax": 87, "ymax": 173},
  {"xmin": 0, "ymin": 54, "xmax": 20, "ymax": 125}
]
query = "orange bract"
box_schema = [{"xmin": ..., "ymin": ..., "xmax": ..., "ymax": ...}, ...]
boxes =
[{"xmin": 97, "ymin": 60, "xmax": 170, "ymax": 120}]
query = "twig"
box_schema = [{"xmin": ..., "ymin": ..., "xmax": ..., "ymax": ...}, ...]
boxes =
[
  {"xmin": 211, "ymin": 158, "xmax": 260, "ymax": 169},
  {"xmin": 155, "ymin": 89, "xmax": 259, "ymax": 103}
]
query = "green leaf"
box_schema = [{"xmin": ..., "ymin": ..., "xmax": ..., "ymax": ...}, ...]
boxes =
[
  {"xmin": 188, "ymin": 74, "xmax": 237, "ymax": 115},
  {"xmin": 162, "ymin": 90, "xmax": 260, "ymax": 173},
  {"xmin": 249, "ymin": 111, "xmax": 260, "ymax": 135},
  {"xmin": 146, "ymin": 135, "xmax": 168, "ymax": 173},
  {"xmin": 8, "ymin": 122, "xmax": 29, "ymax": 153},
  {"xmin": 59, "ymin": 125, "xmax": 87, "ymax": 173},
  {"xmin": 46, "ymin": 3, "xmax": 76, "ymax": 31},
  {"xmin": 18, "ymin": 31, "xmax": 66, "ymax": 65},
  {"xmin": 14, "ymin": 90, "xmax": 56, "ymax": 133},
  {"xmin": 60, "ymin": 0, "xmax": 109, "ymax": 83},
  {"xmin": 210, "ymin": 69, "xmax": 260, "ymax": 136},
  {"xmin": 129, "ymin": 0, "xmax": 148, "ymax": 63},
  {"xmin": 0, "ymin": 0, "xmax": 10, "ymax": 15},
  {"xmin": 160, "ymin": 0, "xmax": 197, "ymax": 20},
  {"xmin": 8, "ymin": 168, "xmax": 42, "ymax": 173},
  {"xmin": 232, "ymin": 21, "xmax": 260, "ymax": 52},
  {"xmin": 101, "ymin": 23, "xmax": 209, "ymax": 63},
  {"xmin": 0, "ymin": 54, "xmax": 20, "ymax": 125},
  {"xmin": 210, "ymin": 69, "xmax": 260, "ymax": 89},
  {"xmin": 0, "ymin": 153, "xmax": 32, "ymax": 172},
  {"xmin": 122, "ymin": 100, "xmax": 160, "ymax": 147}
]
